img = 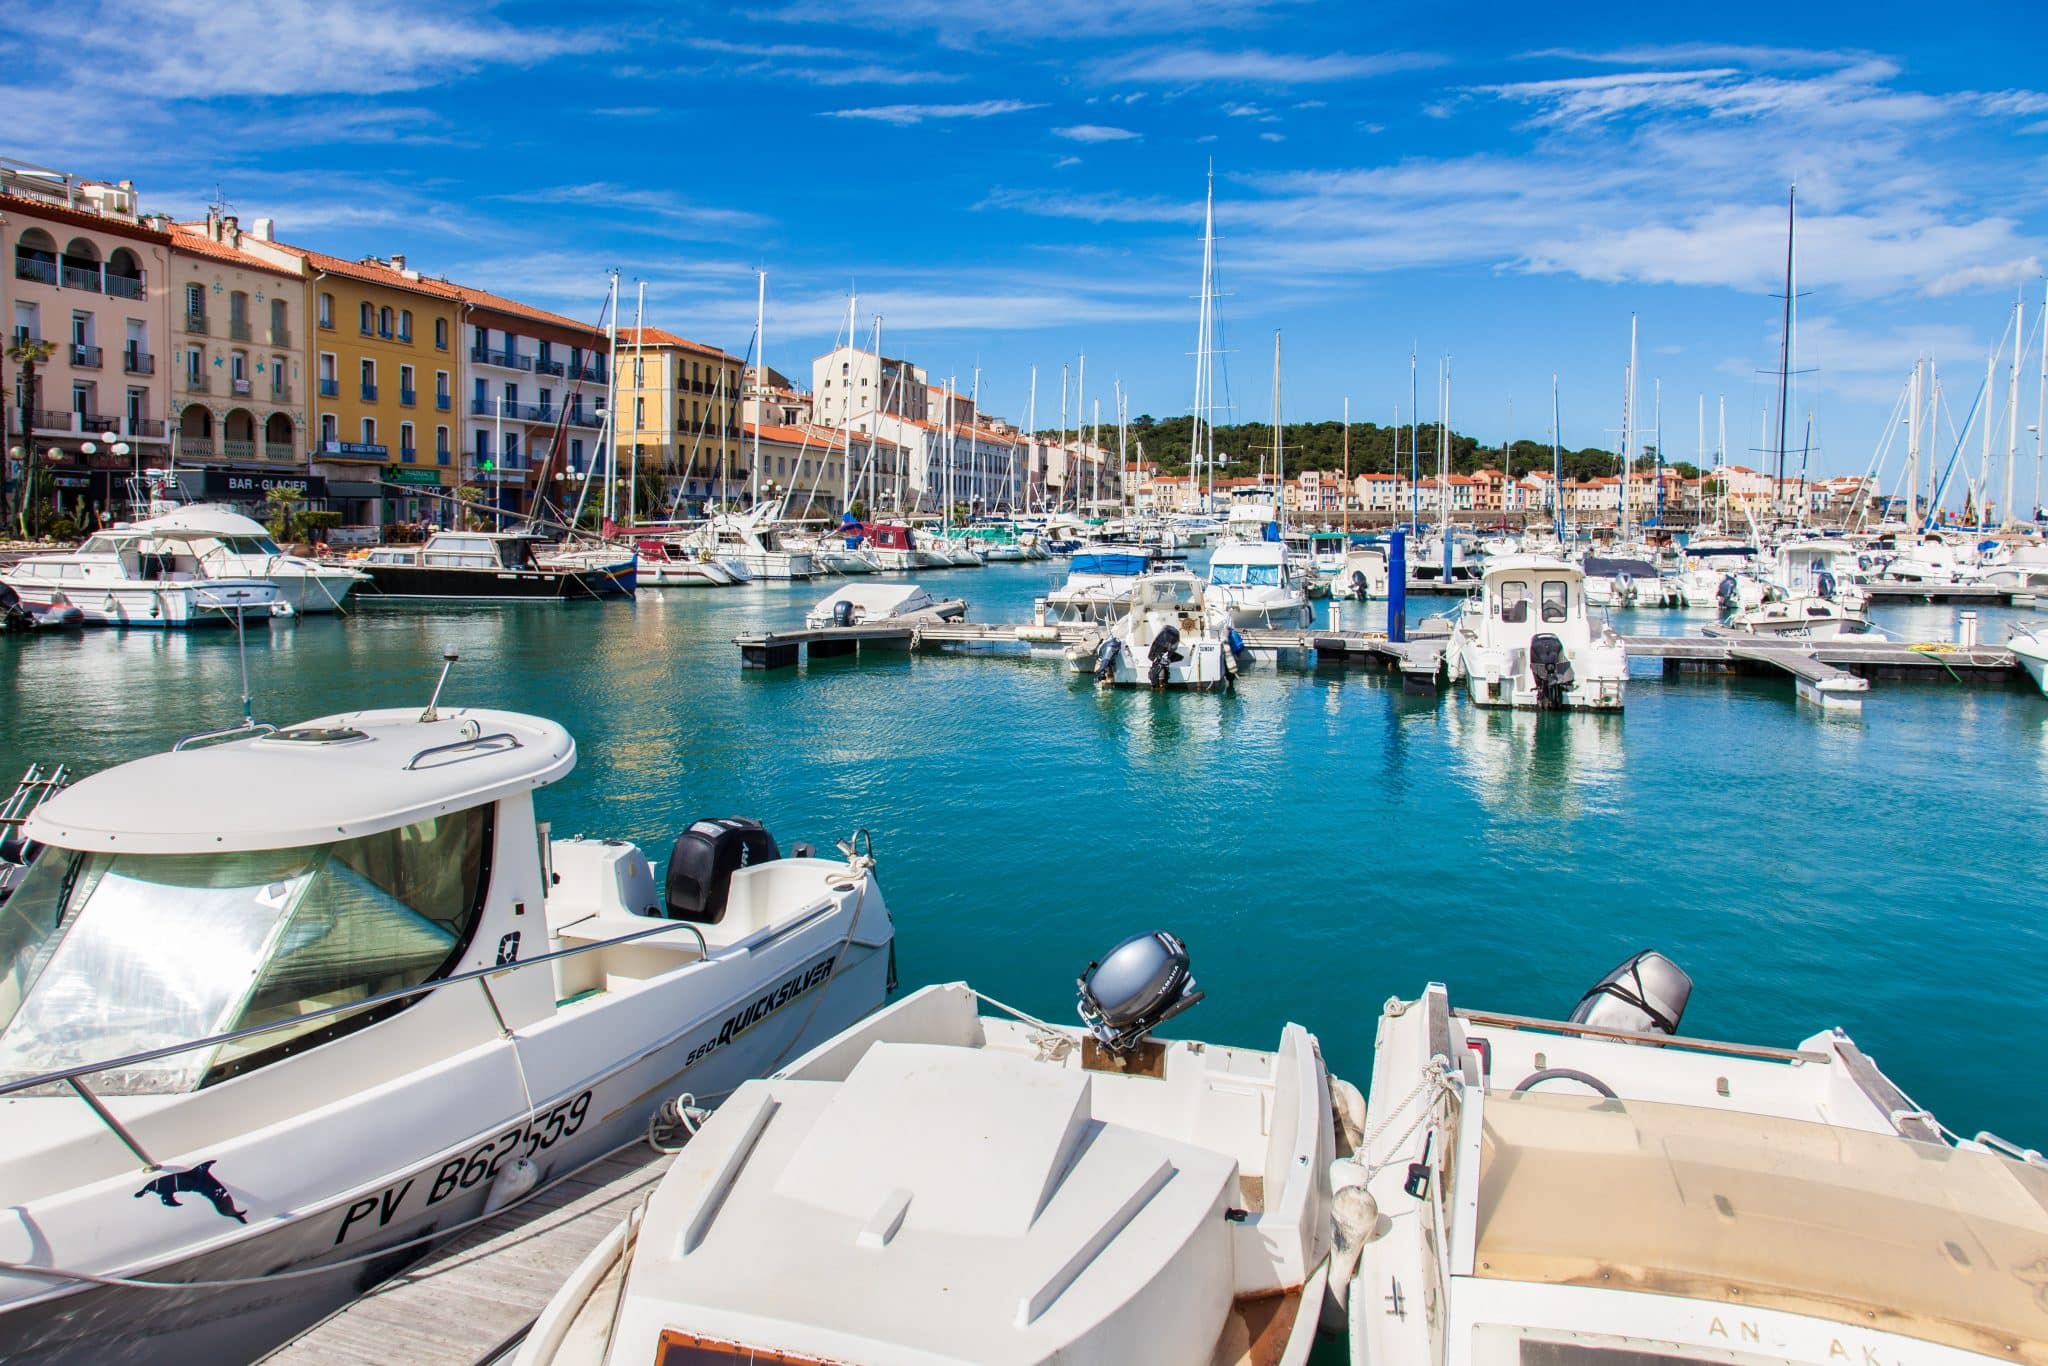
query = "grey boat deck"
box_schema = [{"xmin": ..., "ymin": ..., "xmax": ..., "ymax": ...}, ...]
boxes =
[{"xmin": 266, "ymin": 1146, "xmax": 670, "ymax": 1366}]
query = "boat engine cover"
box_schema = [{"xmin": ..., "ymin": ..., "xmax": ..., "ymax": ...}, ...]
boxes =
[
  {"xmin": 1569, "ymin": 950, "xmax": 1693, "ymax": 1036},
  {"xmin": 1528, "ymin": 632, "xmax": 1575, "ymax": 704},
  {"xmin": 665, "ymin": 818, "xmax": 781, "ymax": 924},
  {"xmin": 1077, "ymin": 930, "xmax": 1204, "ymax": 1051}
]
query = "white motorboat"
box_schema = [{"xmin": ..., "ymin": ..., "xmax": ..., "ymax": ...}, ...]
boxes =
[
  {"xmin": 0, "ymin": 677, "xmax": 895, "ymax": 1363},
  {"xmin": 681, "ymin": 510, "xmax": 815, "ymax": 579},
  {"xmin": 1580, "ymin": 553, "xmax": 1666, "ymax": 608},
  {"xmin": 1675, "ymin": 544, "xmax": 1761, "ymax": 608},
  {"xmin": 533, "ymin": 539, "xmax": 639, "ymax": 597},
  {"xmin": 1447, "ymin": 556, "xmax": 1626, "ymax": 710},
  {"xmin": 805, "ymin": 582, "xmax": 961, "ymax": 630},
  {"xmin": 1979, "ymin": 539, "xmax": 2048, "ymax": 593},
  {"xmin": 1872, "ymin": 531, "xmax": 1978, "ymax": 584},
  {"xmin": 633, "ymin": 539, "xmax": 738, "ymax": 587},
  {"xmin": 123, "ymin": 505, "xmax": 367, "ymax": 614},
  {"xmin": 1335, "ymin": 546, "xmax": 1390, "ymax": 600},
  {"xmin": 1, "ymin": 532, "xmax": 289, "ymax": 628},
  {"xmin": 1069, "ymin": 571, "xmax": 1238, "ymax": 691},
  {"xmin": 1771, "ymin": 539, "xmax": 1869, "ymax": 610},
  {"xmin": 1205, "ymin": 539, "xmax": 1312, "ymax": 629},
  {"xmin": 516, "ymin": 932, "xmax": 1339, "ymax": 1366},
  {"xmin": 1037, "ymin": 547, "xmax": 1157, "ymax": 625},
  {"xmin": 2010, "ymin": 625, "xmax": 2048, "ymax": 695},
  {"xmin": 1343, "ymin": 953, "xmax": 2048, "ymax": 1366}
]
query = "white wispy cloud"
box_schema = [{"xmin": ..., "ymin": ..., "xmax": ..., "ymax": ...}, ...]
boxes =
[
  {"xmin": 1054, "ymin": 124, "xmax": 1142, "ymax": 143},
  {"xmin": 758, "ymin": 0, "xmax": 1287, "ymax": 45},
  {"xmin": 823, "ymin": 100, "xmax": 1042, "ymax": 126},
  {"xmin": 1097, "ymin": 47, "xmax": 1441, "ymax": 86},
  {"xmin": 497, "ymin": 183, "xmax": 770, "ymax": 237}
]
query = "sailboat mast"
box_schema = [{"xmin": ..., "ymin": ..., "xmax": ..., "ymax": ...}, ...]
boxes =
[
  {"xmin": 1623, "ymin": 313, "xmax": 1636, "ymax": 539},
  {"xmin": 1342, "ymin": 396, "xmax": 1350, "ymax": 534},
  {"xmin": 1550, "ymin": 374, "xmax": 1563, "ymax": 540},
  {"xmin": 628, "ymin": 279, "xmax": 644, "ymax": 530},
  {"xmin": 2038, "ymin": 281, "xmax": 2047, "ymax": 523},
  {"xmin": 839, "ymin": 293, "xmax": 854, "ymax": 513},
  {"xmin": 1410, "ymin": 347, "xmax": 1420, "ymax": 532},
  {"xmin": 1774, "ymin": 185, "xmax": 1796, "ymax": 507},
  {"xmin": 603, "ymin": 269, "xmax": 620, "ymax": 525},
  {"xmin": 2005, "ymin": 294, "xmax": 2022, "ymax": 529},
  {"xmin": 1026, "ymin": 365, "xmax": 1037, "ymax": 515},
  {"xmin": 751, "ymin": 270, "xmax": 765, "ymax": 509},
  {"xmin": 1653, "ymin": 378, "xmax": 1662, "ymax": 528},
  {"xmin": 1190, "ymin": 168, "xmax": 1213, "ymax": 488}
]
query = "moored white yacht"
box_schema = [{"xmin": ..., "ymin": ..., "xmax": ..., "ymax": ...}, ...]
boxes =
[
  {"xmin": 1335, "ymin": 545, "xmax": 1390, "ymax": 600},
  {"xmin": 0, "ymin": 676, "xmax": 896, "ymax": 1364},
  {"xmin": 2009, "ymin": 624, "xmax": 2048, "ymax": 695},
  {"xmin": 516, "ymin": 932, "xmax": 1339, "ymax": 1366},
  {"xmin": 1037, "ymin": 547, "xmax": 1157, "ymax": 625},
  {"xmin": 124, "ymin": 505, "xmax": 368, "ymax": 614},
  {"xmin": 804, "ymin": 582, "xmax": 962, "ymax": 629},
  {"xmin": 633, "ymin": 539, "xmax": 738, "ymax": 587},
  {"xmin": 1, "ymin": 533, "xmax": 286, "ymax": 628},
  {"xmin": 1343, "ymin": 954, "xmax": 2048, "ymax": 1366},
  {"xmin": 681, "ymin": 509, "xmax": 816, "ymax": 579},
  {"xmin": 1069, "ymin": 571, "xmax": 1238, "ymax": 691},
  {"xmin": 1446, "ymin": 557, "xmax": 1626, "ymax": 710},
  {"xmin": 1205, "ymin": 539, "xmax": 1312, "ymax": 629}
]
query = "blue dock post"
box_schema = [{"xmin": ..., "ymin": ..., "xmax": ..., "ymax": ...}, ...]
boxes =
[{"xmin": 1388, "ymin": 528, "xmax": 1408, "ymax": 644}]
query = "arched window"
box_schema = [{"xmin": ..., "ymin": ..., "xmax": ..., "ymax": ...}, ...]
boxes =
[
  {"xmin": 378, "ymin": 306, "xmax": 393, "ymax": 338},
  {"xmin": 264, "ymin": 412, "xmax": 294, "ymax": 459},
  {"xmin": 359, "ymin": 301, "xmax": 374, "ymax": 334},
  {"xmin": 59, "ymin": 237, "xmax": 101, "ymax": 290},
  {"xmin": 106, "ymin": 247, "xmax": 144, "ymax": 300},
  {"xmin": 398, "ymin": 309, "xmax": 412, "ymax": 342},
  {"xmin": 13, "ymin": 228, "xmax": 57, "ymax": 284}
]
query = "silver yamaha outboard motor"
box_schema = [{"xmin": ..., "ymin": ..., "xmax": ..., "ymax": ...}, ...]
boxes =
[
  {"xmin": 1077, "ymin": 930, "xmax": 1205, "ymax": 1052},
  {"xmin": 1569, "ymin": 950, "xmax": 1693, "ymax": 1037},
  {"xmin": 1527, "ymin": 633, "xmax": 1575, "ymax": 709},
  {"xmin": 1093, "ymin": 635, "xmax": 1121, "ymax": 682}
]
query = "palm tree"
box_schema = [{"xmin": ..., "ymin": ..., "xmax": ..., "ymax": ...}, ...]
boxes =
[{"xmin": 5, "ymin": 337, "xmax": 57, "ymax": 539}]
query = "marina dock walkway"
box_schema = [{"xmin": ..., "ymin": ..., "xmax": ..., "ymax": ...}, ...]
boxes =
[{"xmin": 266, "ymin": 1146, "xmax": 670, "ymax": 1366}]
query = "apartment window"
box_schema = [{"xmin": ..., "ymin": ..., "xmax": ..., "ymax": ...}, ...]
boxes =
[
  {"xmin": 473, "ymin": 377, "xmax": 487, "ymax": 413},
  {"xmin": 185, "ymin": 347, "xmax": 203, "ymax": 385},
  {"xmin": 435, "ymin": 369, "xmax": 450, "ymax": 410},
  {"xmin": 400, "ymin": 421, "xmax": 415, "ymax": 462},
  {"xmin": 504, "ymin": 432, "xmax": 520, "ymax": 468},
  {"xmin": 319, "ymin": 292, "xmax": 334, "ymax": 328},
  {"xmin": 321, "ymin": 413, "xmax": 338, "ymax": 447},
  {"xmin": 71, "ymin": 311, "xmax": 92, "ymax": 347},
  {"xmin": 231, "ymin": 351, "xmax": 248, "ymax": 385},
  {"xmin": 71, "ymin": 381, "xmax": 93, "ymax": 416},
  {"xmin": 436, "ymin": 425, "xmax": 450, "ymax": 465},
  {"xmin": 473, "ymin": 429, "xmax": 491, "ymax": 462},
  {"xmin": 270, "ymin": 297, "xmax": 288, "ymax": 341},
  {"xmin": 229, "ymin": 290, "xmax": 249, "ymax": 336},
  {"xmin": 399, "ymin": 309, "xmax": 413, "ymax": 342},
  {"xmin": 272, "ymin": 356, "xmax": 288, "ymax": 397},
  {"xmin": 12, "ymin": 301, "xmax": 38, "ymax": 342},
  {"xmin": 400, "ymin": 364, "xmax": 416, "ymax": 405},
  {"xmin": 359, "ymin": 301, "xmax": 373, "ymax": 334},
  {"xmin": 632, "ymin": 357, "xmax": 643, "ymax": 386},
  {"xmin": 434, "ymin": 317, "xmax": 447, "ymax": 349},
  {"xmin": 185, "ymin": 283, "xmax": 205, "ymax": 319},
  {"xmin": 361, "ymin": 417, "xmax": 377, "ymax": 445},
  {"xmin": 126, "ymin": 388, "xmax": 145, "ymax": 428},
  {"xmin": 634, "ymin": 397, "xmax": 644, "ymax": 432},
  {"xmin": 377, "ymin": 306, "xmax": 394, "ymax": 339},
  {"xmin": 570, "ymin": 438, "xmax": 584, "ymax": 469},
  {"xmin": 502, "ymin": 381, "xmax": 517, "ymax": 411},
  {"xmin": 360, "ymin": 357, "xmax": 377, "ymax": 401}
]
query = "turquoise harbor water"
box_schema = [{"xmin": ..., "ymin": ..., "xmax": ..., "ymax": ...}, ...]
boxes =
[{"xmin": 3, "ymin": 558, "xmax": 2045, "ymax": 1145}]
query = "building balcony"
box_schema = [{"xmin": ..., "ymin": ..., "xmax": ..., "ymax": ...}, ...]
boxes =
[
  {"xmin": 129, "ymin": 417, "xmax": 166, "ymax": 439},
  {"xmin": 70, "ymin": 343, "xmax": 102, "ymax": 368},
  {"xmin": 228, "ymin": 319, "xmax": 252, "ymax": 341},
  {"xmin": 435, "ymin": 393, "xmax": 451, "ymax": 411},
  {"xmin": 181, "ymin": 439, "xmax": 216, "ymax": 457},
  {"xmin": 14, "ymin": 257, "xmax": 56, "ymax": 286},
  {"xmin": 360, "ymin": 383, "xmax": 378, "ymax": 401},
  {"xmin": 105, "ymin": 274, "xmax": 145, "ymax": 302},
  {"xmin": 184, "ymin": 311, "xmax": 208, "ymax": 335},
  {"xmin": 222, "ymin": 439, "xmax": 257, "ymax": 460},
  {"xmin": 271, "ymin": 382, "xmax": 292, "ymax": 402},
  {"xmin": 471, "ymin": 348, "xmax": 532, "ymax": 371},
  {"xmin": 570, "ymin": 364, "xmax": 606, "ymax": 383},
  {"xmin": 399, "ymin": 388, "xmax": 417, "ymax": 407},
  {"xmin": 399, "ymin": 445, "xmax": 418, "ymax": 463},
  {"xmin": 124, "ymin": 349, "xmax": 154, "ymax": 374},
  {"xmin": 318, "ymin": 378, "xmax": 339, "ymax": 398},
  {"xmin": 81, "ymin": 411, "xmax": 119, "ymax": 433},
  {"xmin": 60, "ymin": 264, "xmax": 101, "ymax": 292},
  {"xmin": 30, "ymin": 408, "xmax": 76, "ymax": 434},
  {"xmin": 566, "ymin": 407, "xmax": 605, "ymax": 429},
  {"xmin": 232, "ymin": 377, "xmax": 253, "ymax": 396},
  {"xmin": 533, "ymin": 357, "xmax": 565, "ymax": 377},
  {"xmin": 185, "ymin": 373, "xmax": 211, "ymax": 394},
  {"xmin": 270, "ymin": 326, "xmax": 291, "ymax": 347}
]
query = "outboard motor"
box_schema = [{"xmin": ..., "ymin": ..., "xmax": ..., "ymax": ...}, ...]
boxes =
[
  {"xmin": 664, "ymin": 817, "xmax": 781, "ymax": 924},
  {"xmin": 1568, "ymin": 950, "xmax": 1693, "ymax": 1037},
  {"xmin": 1092, "ymin": 635, "xmax": 1121, "ymax": 682},
  {"xmin": 0, "ymin": 583, "xmax": 28, "ymax": 634},
  {"xmin": 1526, "ymin": 633, "xmax": 1575, "ymax": 709},
  {"xmin": 1077, "ymin": 930, "xmax": 1204, "ymax": 1053},
  {"xmin": 1349, "ymin": 569, "xmax": 1368, "ymax": 599},
  {"xmin": 1716, "ymin": 573, "xmax": 1738, "ymax": 609},
  {"xmin": 1147, "ymin": 624, "xmax": 1183, "ymax": 688},
  {"xmin": 832, "ymin": 597, "xmax": 856, "ymax": 628}
]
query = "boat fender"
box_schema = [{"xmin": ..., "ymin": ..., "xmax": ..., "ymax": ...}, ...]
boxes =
[
  {"xmin": 1227, "ymin": 628, "xmax": 1245, "ymax": 657},
  {"xmin": 483, "ymin": 1156, "xmax": 540, "ymax": 1215},
  {"xmin": 1330, "ymin": 1076, "xmax": 1366, "ymax": 1156},
  {"xmin": 1321, "ymin": 1179, "xmax": 1381, "ymax": 1326}
]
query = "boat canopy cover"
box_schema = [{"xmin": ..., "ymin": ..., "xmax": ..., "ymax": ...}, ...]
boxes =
[
  {"xmin": 1473, "ymin": 1089, "xmax": 2048, "ymax": 1359},
  {"xmin": 1581, "ymin": 556, "xmax": 1660, "ymax": 578},
  {"xmin": 1070, "ymin": 553, "xmax": 1150, "ymax": 577}
]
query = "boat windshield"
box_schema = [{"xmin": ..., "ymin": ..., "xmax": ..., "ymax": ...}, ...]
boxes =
[
  {"xmin": 1472, "ymin": 1089, "xmax": 2048, "ymax": 1359},
  {"xmin": 0, "ymin": 808, "xmax": 490, "ymax": 1094},
  {"xmin": 1210, "ymin": 562, "xmax": 1282, "ymax": 587}
]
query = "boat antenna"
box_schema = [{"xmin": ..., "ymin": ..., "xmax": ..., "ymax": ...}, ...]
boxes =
[
  {"xmin": 232, "ymin": 599, "xmax": 254, "ymax": 725},
  {"xmin": 421, "ymin": 646, "xmax": 460, "ymax": 722}
]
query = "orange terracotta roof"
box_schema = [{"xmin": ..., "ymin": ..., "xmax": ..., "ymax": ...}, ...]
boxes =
[
  {"xmin": 0, "ymin": 192, "xmax": 169, "ymax": 243},
  {"xmin": 266, "ymin": 239, "xmax": 464, "ymax": 300},
  {"xmin": 167, "ymin": 224, "xmax": 301, "ymax": 276},
  {"xmin": 616, "ymin": 326, "xmax": 741, "ymax": 362},
  {"xmin": 449, "ymin": 281, "xmax": 604, "ymax": 336}
]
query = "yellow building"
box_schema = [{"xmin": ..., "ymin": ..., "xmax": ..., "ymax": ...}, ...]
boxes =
[
  {"xmin": 613, "ymin": 327, "xmax": 747, "ymax": 515},
  {"xmin": 275, "ymin": 243, "xmax": 463, "ymax": 529}
]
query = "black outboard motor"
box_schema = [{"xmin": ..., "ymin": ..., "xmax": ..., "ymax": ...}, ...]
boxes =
[
  {"xmin": 1716, "ymin": 574, "xmax": 1738, "ymax": 609},
  {"xmin": 0, "ymin": 583, "xmax": 28, "ymax": 634},
  {"xmin": 1147, "ymin": 624, "xmax": 1183, "ymax": 689},
  {"xmin": 1815, "ymin": 570, "xmax": 1837, "ymax": 601},
  {"xmin": 664, "ymin": 817, "xmax": 781, "ymax": 924},
  {"xmin": 832, "ymin": 597, "xmax": 855, "ymax": 627},
  {"xmin": 1093, "ymin": 635, "xmax": 1121, "ymax": 682},
  {"xmin": 1527, "ymin": 633, "xmax": 1575, "ymax": 709},
  {"xmin": 1569, "ymin": 950, "xmax": 1693, "ymax": 1037},
  {"xmin": 1077, "ymin": 930, "xmax": 1204, "ymax": 1053}
]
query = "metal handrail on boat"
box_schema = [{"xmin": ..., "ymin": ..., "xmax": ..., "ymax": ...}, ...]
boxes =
[
  {"xmin": 1450, "ymin": 1007, "xmax": 1833, "ymax": 1064},
  {"xmin": 405, "ymin": 731, "xmax": 521, "ymax": 770},
  {"xmin": 0, "ymin": 914, "xmax": 716, "ymax": 1168},
  {"xmin": 172, "ymin": 721, "xmax": 277, "ymax": 751}
]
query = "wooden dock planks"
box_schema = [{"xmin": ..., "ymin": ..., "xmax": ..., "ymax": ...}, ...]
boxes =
[{"xmin": 265, "ymin": 1146, "xmax": 671, "ymax": 1366}]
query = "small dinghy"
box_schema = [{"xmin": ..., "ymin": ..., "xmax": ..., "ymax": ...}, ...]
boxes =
[
  {"xmin": 0, "ymin": 656, "xmax": 896, "ymax": 1364},
  {"xmin": 804, "ymin": 582, "xmax": 961, "ymax": 630},
  {"xmin": 517, "ymin": 931, "xmax": 1344, "ymax": 1366}
]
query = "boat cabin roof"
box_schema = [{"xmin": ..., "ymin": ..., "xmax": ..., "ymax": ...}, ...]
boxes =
[
  {"xmin": 1480, "ymin": 554, "xmax": 1582, "ymax": 583},
  {"xmin": 135, "ymin": 504, "xmax": 273, "ymax": 539},
  {"xmin": 25, "ymin": 707, "xmax": 575, "ymax": 855},
  {"xmin": 1472, "ymin": 1089, "xmax": 2048, "ymax": 1358}
]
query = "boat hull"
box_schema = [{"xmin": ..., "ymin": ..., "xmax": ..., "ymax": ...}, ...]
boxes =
[
  {"xmin": 357, "ymin": 564, "xmax": 604, "ymax": 601},
  {"xmin": 1, "ymin": 580, "xmax": 278, "ymax": 628}
]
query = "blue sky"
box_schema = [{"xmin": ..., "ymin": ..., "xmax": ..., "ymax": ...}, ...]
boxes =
[{"xmin": 10, "ymin": 0, "xmax": 2048, "ymax": 476}]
